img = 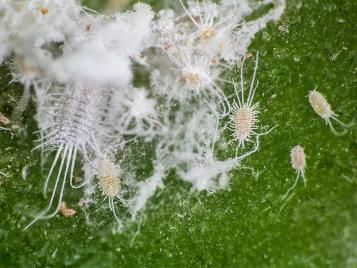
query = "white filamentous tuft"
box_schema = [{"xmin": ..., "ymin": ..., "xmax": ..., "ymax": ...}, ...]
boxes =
[{"xmin": 110, "ymin": 87, "xmax": 163, "ymax": 138}]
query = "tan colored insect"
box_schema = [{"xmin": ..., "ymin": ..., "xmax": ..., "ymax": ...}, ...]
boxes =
[
  {"xmin": 283, "ymin": 145, "xmax": 306, "ymax": 199},
  {"xmin": 98, "ymin": 159, "xmax": 125, "ymax": 227},
  {"xmin": 309, "ymin": 89, "xmax": 355, "ymax": 136},
  {"xmin": 0, "ymin": 114, "xmax": 10, "ymax": 125},
  {"xmin": 0, "ymin": 114, "xmax": 10, "ymax": 131},
  {"xmin": 99, "ymin": 174, "xmax": 120, "ymax": 199},
  {"xmin": 39, "ymin": 7, "xmax": 49, "ymax": 15},
  {"xmin": 59, "ymin": 202, "xmax": 76, "ymax": 217}
]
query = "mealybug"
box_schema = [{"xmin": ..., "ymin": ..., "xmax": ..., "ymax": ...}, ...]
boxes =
[
  {"xmin": 283, "ymin": 145, "xmax": 306, "ymax": 199},
  {"xmin": 225, "ymin": 53, "xmax": 276, "ymax": 159},
  {"xmin": 24, "ymin": 83, "xmax": 107, "ymax": 230},
  {"xmin": 59, "ymin": 201, "xmax": 76, "ymax": 217},
  {"xmin": 309, "ymin": 89, "xmax": 355, "ymax": 136},
  {"xmin": 98, "ymin": 158, "xmax": 125, "ymax": 228},
  {"xmin": 0, "ymin": 114, "xmax": 10, "ymax": 131}
]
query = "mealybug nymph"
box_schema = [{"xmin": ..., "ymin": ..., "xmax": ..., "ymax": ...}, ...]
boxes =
[
  {"xmin": 309, "ymin": 89, "xmax": 355, "ymax": 136},
  {"xmin": 283, "ymin": 145, "xmax": 306, "ymax": 199},
  {"xmin": 0, "ymin": 114, "xmax": 10, "ymax": 131},
  {"xmin": 225, "ymin": 53, "xmax": 276, "ymax": 159},
  {"xmin": 59, "ymin": 201, "xmax": 76, "ymax": 217},
  {"xmin": 98, "ymin": 158, "xmax": 126, "ymax": 228}
]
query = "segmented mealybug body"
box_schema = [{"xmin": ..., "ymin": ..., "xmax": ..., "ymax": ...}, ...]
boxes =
[
  {"xmin": 225, "ymin": 53, "xmax": 277, "ymax": 160},
  {"xmin": 98, "ymin": 158, "xmax": 125, "ymax": 228},
  {"xmin": 228, "ymin": 54, "xmax": 260, "ymax": 151},
  {"xmin": 224, "ymin": 53, "xmax": 277, "ymax": 161},
  {"xmin": 309, "ymin": 89, "xmax": 355, "ymax": 136},
  {"xmin": 231, "ymin": 105, "xmax": 259, "ymax": 148},
  {"xmin": 290, "ymin": 145, "xmax": 306, "ymax": 175},
  {"xmin": 40, "ymin": 84, "xmax": 103, "ymax": 150},
  {"xmin": 25, "ymin": 82, "xmax": 108, "ymax": 229},
  {"xmin": 283, "ymin": 145, "xmax": 306, "ymax": 199}
]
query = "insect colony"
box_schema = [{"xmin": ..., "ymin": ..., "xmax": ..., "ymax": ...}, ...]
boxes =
[{"xmin": 0, "ymin": 0, "xmax": 353, "ymax": 229}]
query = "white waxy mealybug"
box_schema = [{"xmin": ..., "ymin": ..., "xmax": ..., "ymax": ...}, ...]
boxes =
[
  {"xmin": 178, "ymin": 0, "xmax": 235, "ymax": 56},
  {"xmin": 283, "ymin": 145, "xmax": 306, "ymax": 199},
  {"xmin": 180, "ymin": 0, "xmax": 220, "ymax": 42},
  {"xmin": 24, "ymin": 83, "xmax": 107, "ymax": 230},
  {"xmin": 308, "ymin": 89, "xmax": 355, "ymax": 136},
  {"xmin": 231, "ymin": 105, "xmax": 259, "ymax": 148},
  {"xmin": 225, "ymin": 53, "xmax": 276, "ymax": 159},
  {"xmin": 155, "ymin": 49, "xmax": 230, "ymax": 116},
  {"xmin": 229, "ymin": 54, "xmax": 259, "ymax": 152},
  {"xmin": 98, "ymin": 158, "xmax": 125, "ymax": 227}
]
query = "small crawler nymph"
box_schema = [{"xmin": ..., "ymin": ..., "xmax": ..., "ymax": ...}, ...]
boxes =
[
  {"xmin": 59, "ymin": 201, "xmax": 76, "ymax": 217},
  {"xmin": 309, "ymin": 89, "xmax": 355, "ymax": 136},
  {"xmin": 283, "ymin": 145, "xmax": 306, "ymax": 199},
  {"xmin": 0, "ymin": 114, "xmax": 10, "ymax": 131},
  {"xmin": 98, "ymin": 159, "xmax": 125, "ymax": 228}
]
